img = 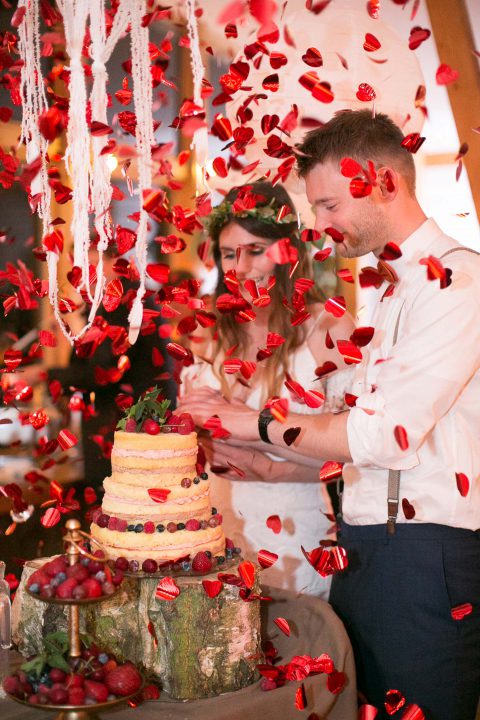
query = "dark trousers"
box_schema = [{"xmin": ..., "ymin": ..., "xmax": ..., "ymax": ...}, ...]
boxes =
[{"xmin": 329, "ymin": 522, "xmax": 480, "ymax": 720}]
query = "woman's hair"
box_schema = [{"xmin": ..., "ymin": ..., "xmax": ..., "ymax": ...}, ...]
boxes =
[{"xmin": 204, "ymin": 181, "xmax": 323, "ymax": 403}]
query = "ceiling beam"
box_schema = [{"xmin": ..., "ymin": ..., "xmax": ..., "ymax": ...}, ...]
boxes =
[{"xmin": 425, "ymin": 0, "xmax": 480, "ymax": 221}]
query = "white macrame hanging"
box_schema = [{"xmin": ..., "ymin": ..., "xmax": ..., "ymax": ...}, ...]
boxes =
[
  {"xmin": 185, "ymin": 0, "xmax": 209, "ymax": 192},
  {"xmin": 18, "ymin": 0, "xmax": 153, "ymax": 346}
]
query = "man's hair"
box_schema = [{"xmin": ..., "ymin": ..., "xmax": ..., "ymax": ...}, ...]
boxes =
[{"xmin": 296, "ymin": 109, "xmax": 416, "ymax": 193}]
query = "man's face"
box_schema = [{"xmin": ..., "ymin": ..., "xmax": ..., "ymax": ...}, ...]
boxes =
[{"xmin": 305, "ymin": 160, "xmax": 390, "ymax": 258}]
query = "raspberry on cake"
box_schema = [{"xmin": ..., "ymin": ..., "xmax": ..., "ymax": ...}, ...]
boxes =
[{"xmin": 90, "ymin": 388, "xmax": 226, "ymax": 567}]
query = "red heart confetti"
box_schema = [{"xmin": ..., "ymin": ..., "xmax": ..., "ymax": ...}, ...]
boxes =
[
  {"xmin": 319, "ymin": 461, "xmax": 344, "ymax": 483},
  {"xmin": 103, "ymin": 279, "xmax": 123, "ymax": 312},
  {"xmin": 295, "ymin": 683, "xmax": 307, "ymax": 709},
  {"xmin": 3, "ymin": 349, "xmax": 23, "ymax": 371},
  {"xmin": 41, "ymin": 507, "xmax": 61, "ymax": 528},
  {"xmin": 380, "ymin": 242, "xmax": 402, "ymax": 261},
  {"xmin": 283, "ymin": 427, "xmax": 301, "ymax": 446},
  {"xmin": 148, "ymin": 488, "xmax": 171, "ymax": 503},
  {"xmin": 401, "ymin": 133, "xmax": 426, "ymax": 154},
  {"xmin": 257, "ymin": 549, "xmax": 279, "ymax": 569},
  {"xmin": 364, "ymin": 33, "xmax": 381, "ymax": 52},
  {"xmin": 202, "ymin": 579, "xmax": 223, "ymax": 598},
  {"xmin": 274, "ymin": 617, "xmax": 291, "ymax": 636},
  {"xmin": 401, "ymin": 705, "xmax": 425, "ymax": 720},
  {"xmin": 302, "ymin": 47, "xmax": 323, "ymax": 67},
  {"xmin": 385, "ymin": 689, "xmax": 405, "ymax": 715},
  {"xmin": 351, "ymin": 327, "xmax": 375, "ymax": 347},
  {"xmin": 394, "ymin": 425, "xmax": 409, "ymax": 451},
  {"xmin": 312, "ymin": 81, "xmax": 334, "ymax": 103},
  {"xmin": 409, "ymin": 26, "xmax": 431, "ymax": 50},
  {"xmin": 336, "ymin": 340, "xmax": 363, "ymax": 364},
  {"xmin": 356, "ymin": 83, "xmax": 376, "ymax": 101},
  {"xmin": 350, "ymin": 177, "xmax": 372, "ymax": 198},
  {"xmin": 325, "ymin": 296, "xmax": 346, "ymax": 317},
  {"xmin": 450, "ymin": 602, "xmax": 473, "ymax": 620},
  {"xmin": 261, "ymin": 114, "xmax": 279, "ymax": 134},
  {"xmin": 327, "ymin": 670, "xmax": 346, "ymax": 694},
  {"xmin": 155, "ymin": 577, "xmax": 180, "ymax": 601},
  {"xmin": 436, "ymin": 63, "xmax": 459, "ymax": 85},
  {"xmin": 266, "ymin": 515, "xmax": 282, "ymax": 534},
  {"xmin": 238, "ymin": 560, "xmax": 256, "ymax": 589},
  {"xmin": 57, "ymin": 429, "xmax": 78, "ymax": 451},
  {"xmin": 402, "ymin": 498, "xmax": 416, "ymax": 520},
  {"xmin": 455, "ymin": 472, "xmax": 470, "ymax": 497},
  {"xmin": 359, "ymin": 706, "xmax": 379, "ymax": 720}
]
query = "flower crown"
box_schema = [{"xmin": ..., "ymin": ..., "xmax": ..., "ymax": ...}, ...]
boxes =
[{"xmin": 204, "ymin": 197, "xmax": 299, "ymax": 240}]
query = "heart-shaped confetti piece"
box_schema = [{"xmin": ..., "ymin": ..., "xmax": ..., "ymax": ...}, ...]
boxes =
[
  {"xmin": 155, "ymin": 576, "xmax": 180, "ymax": 601},
  {"xmin": 266, "ymin": 514, "xmax": 282, "ymax": 534}
]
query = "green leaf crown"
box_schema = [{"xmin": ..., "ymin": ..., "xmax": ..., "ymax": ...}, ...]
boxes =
[{"xmin": 204, "ymin": 197, "xmax": 298, "ymax": 239}]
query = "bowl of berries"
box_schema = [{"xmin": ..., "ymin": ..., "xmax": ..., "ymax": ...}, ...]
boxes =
[
  {"xmin": 26, "ymin": 550, "xmax": 124, "ymax": 605},
  {"xmin": 3, "ymin": 632, "xmax": 144, "ymax": 720}
]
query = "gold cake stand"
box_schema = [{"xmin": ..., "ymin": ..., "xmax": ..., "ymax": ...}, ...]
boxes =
[{"xmin": 7, "ymin": 518, "xmax": 143, "ymax": 720}]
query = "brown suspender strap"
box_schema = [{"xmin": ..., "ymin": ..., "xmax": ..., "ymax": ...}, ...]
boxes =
[{"xmin": 386, "ymin": 246, "xmax": 480, "ymax": 535}]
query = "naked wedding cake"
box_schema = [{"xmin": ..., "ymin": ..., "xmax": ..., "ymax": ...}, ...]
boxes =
[{"xmin": 91, "ymin": 389, "xmax": 226, "ymax": 568}]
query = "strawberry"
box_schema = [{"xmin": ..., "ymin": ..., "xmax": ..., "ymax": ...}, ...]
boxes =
[
  {"xmin": 84, "ymin": 680, "xmax": 109, "ymax": 703},
  {"xmin": 45, "ymin": 556, "xmax": 68, "ymax": 577},
  {"xmin": 125, "ymin": 418, "xmax": 137, "ymax": 432},
  {"xmin": 144, "ymin": 419, "xmax": 160, "ymax": 435},
  {"xmin": 192, "ymin": 551, "xmax": 213, "ymax": 573},
  {"xmin": 178, "ymin": 412, "xmax": 195, "ymax": 435},
  {"xmin": 56, "ymin": 578, "xmax": 78, "ymax": 599},
  {"xmin": 68, "ymin": 687, "xmax": 86, "ymax": 705},
  {"xmin": 105, "ymin": 663, "xmax": 142, "ymax": 696},
  {"xmin": 81, "ymin": 578, "xmax": 103, "ymax": 598}
]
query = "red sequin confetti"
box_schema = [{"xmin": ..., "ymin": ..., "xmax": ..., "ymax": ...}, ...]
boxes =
[
  {"xmin": 103, "ymin": 279, "xmax": 123, "ymax": 312},
  {"xmin": 337, "ymin": 340, "xmax": 362, "ymax": 364},
  {"xmin": 155, "ymin": 577, "xmax": 180, "ymax": 601},
  {"xmin": 350, "ymin": 177, "xmax": 372, "ymax": 198},
  {"xmin": 257, "ymin": 549, "xmax": 278, "ymax": 569},
  {"xmin": 327, "ymin": 669, "xmax": 346, "ymax": 694},
  {"xmin": 315, "ymin": 361, "xmax": 338, "ymax": 378},
  {"xmin": 148, "ymin": 488, "xmax": 171, "ymax": 503},
  {"xmin": 450, "ymin": 602, "xmax": 473, "ymax": 620},
  {"xmin": 266, "ymin": 514, "xmax": 282, "ymax": 534},
  {"xmin": 351, "ymin": 327, "xmax": 375, "ymax": 347},
  {"xmin": 202, "ymin": 579, "xmax": 223, "ymax": 598},
  {"xmin": 3, "ymin": 349, "xmax": 23, "ymax": 371},
  {"xmin": 29, "ymin": 409, "xmax": 50, "ymax": 430},
  {"xmin": 455, "ymin": 472, "xmax": 470, "ymax": 497},
  {"xmin": 274, "ymin": 617, "xmax": 290, "ymax": 636},
  {"xmin": 394, "ymin": 425, "xmax": 409, "ymax": 451},
  {"xmin": 379, "ymin": 242, "xmax": 402, "ymax": 261},
  {"xmin": 312, "ymin": 81, "xmax": 334, "ymax": 103}
]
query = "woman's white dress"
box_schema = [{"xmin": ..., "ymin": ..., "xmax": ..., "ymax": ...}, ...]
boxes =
[{"xmin": 181, "ymin": 319, "xmax": 352, "ymax": 597}]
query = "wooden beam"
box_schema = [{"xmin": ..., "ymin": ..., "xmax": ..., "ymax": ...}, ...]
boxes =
[{"xmin": 425, "ymin": 0, "xmax": 480, "ymax": 220}]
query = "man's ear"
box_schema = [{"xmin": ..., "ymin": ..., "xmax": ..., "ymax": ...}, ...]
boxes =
[{"xmin": 377, "ymin": 166, "xmax": 399, "ymax": 200}]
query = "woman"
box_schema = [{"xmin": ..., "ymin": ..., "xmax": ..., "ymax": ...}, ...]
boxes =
[{"xmin": 179, "ymin": 182, "xmax": 354, "ymax": 596}]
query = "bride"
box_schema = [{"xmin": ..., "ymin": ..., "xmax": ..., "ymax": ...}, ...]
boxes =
[{"xmin": 179, "ymin": 181, "xmax": 354, "ymax": 596}]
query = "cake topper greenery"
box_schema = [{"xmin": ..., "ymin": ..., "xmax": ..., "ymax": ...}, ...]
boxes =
[
  {"xmin": 116, "ymin": 386, "xmax": 171, "ymax": 433},
  {"xmin": 116, "ymin": 386, "xmax": 195, "ymax": 435}
]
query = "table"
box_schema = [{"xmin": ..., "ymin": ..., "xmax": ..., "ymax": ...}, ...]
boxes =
[{"xmin": 0, "ymin": 589, "xmax": 357, "ymax": 719}]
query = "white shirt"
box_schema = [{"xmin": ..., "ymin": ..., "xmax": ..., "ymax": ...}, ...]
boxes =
[{"xmin": 345, "ymin": 218, "xmax": 480, "ymax": 530}]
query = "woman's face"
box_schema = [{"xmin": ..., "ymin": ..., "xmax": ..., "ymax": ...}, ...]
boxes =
[{"xmin": 218, "ymin": 222, "xmax": 276, "ymax": 286}]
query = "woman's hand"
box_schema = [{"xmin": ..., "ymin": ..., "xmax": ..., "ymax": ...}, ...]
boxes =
[{"xmin": 177, "ymin": 388, "xmax": 259, "ymax": 441}]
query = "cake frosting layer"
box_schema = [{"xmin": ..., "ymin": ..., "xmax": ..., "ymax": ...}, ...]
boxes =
[{"xmin": 91, "ymin": 429, "xmax": 226, "ymax": 564}]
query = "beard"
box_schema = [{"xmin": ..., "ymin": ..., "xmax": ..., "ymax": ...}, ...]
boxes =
[{"xmin": 338, "ymin": 202, "xmax": 390, "ymax": 259}]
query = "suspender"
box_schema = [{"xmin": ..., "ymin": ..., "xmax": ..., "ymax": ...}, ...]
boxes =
[{"xmin": 386, "ymin": 246, "xmax": 480, "ymax": 534}]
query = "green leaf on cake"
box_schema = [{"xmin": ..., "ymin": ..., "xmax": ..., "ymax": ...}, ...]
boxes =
[{"xmin": 116, "ymin": 386, "xmax": 171, "ymax": 431}]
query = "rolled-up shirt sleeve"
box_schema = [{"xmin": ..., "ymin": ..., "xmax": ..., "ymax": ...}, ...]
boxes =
[{"xmin": 347, "ymin": 266, "xmax": 480, "ymax": 470}]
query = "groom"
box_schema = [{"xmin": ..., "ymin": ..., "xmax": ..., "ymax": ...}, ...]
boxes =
[{"xmin": 178, "ymin": 109, "xmax": 480, "ymax": 719}]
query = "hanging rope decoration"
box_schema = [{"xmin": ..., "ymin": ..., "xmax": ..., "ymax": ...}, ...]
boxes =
[
  {"xmin": 17, "ymin": 0, "xmax": 153, "ymax": 345},
  {"xmin": 185, "ymin": 0, "xmax": 209, "ymax": 192}
]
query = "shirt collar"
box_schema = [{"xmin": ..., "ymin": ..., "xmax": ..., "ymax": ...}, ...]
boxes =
[{"xmin": 386, "ymin": 218, "xmax": 445, "ymax": 281}]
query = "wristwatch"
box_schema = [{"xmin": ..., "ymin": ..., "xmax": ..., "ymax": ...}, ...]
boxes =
[{"xmin": 258, "ymin": 408, "xmax": 274, "ymax": 444}]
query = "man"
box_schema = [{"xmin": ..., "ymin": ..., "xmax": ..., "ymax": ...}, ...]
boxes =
[{"xmin": 178, "ymin": 110, "xmax": 480, "ymax": 719}]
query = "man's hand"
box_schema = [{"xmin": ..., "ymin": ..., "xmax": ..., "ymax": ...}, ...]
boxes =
[{"xmin": 177, "ymin": 387, "xmax": 259, "ymax": 441}]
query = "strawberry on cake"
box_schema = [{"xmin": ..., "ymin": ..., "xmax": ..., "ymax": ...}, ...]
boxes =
[{"xmin": 91, "ymin": 388, "xmax": 226, "ymax": 569}]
